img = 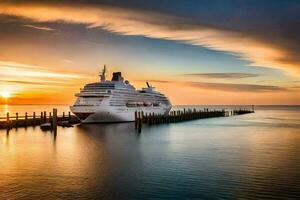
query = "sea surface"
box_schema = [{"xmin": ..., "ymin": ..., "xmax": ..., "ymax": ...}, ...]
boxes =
[{"xmin": 0, "ymin": 105, "xmax": 299, "ymax": 199}]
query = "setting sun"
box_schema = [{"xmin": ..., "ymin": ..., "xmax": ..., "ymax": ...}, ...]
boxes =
[{"xmin": 0, "ymin": 91, "xmax": 11, "ymax": 99}]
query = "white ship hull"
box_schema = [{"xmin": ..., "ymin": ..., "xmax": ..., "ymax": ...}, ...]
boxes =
[{"xmin": 70, "ymin": 105, "xmax": 171, "ymax": 123}]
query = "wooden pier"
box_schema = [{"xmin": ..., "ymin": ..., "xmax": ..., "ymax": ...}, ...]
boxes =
[
  {"xmin": 1, "ymin": 107, "xmax": 254, "ymax": 134},
  {"xmin": 0, "ymin": 110, "xmax": 80, "ymax": 130},
  {"xmin": 135, "ymin": 108, "xmax": 254, "ymax": 133}
]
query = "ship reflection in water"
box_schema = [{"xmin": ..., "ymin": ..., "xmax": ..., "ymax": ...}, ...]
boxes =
[{"xmin": 0, "ymin": 106, "xmax": 299, "ymax": 199}]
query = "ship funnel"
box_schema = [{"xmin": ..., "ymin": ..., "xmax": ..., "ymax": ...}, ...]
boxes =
[{"xmin": 112, "ymin": 72, "xmax": 124, "ymax": 82}]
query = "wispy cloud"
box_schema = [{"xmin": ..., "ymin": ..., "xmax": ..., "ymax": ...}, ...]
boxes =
[
  {"xmin": 0, "ymin": 60, "xmax": 86, "ymax": 92},
  {"xmin": 141, "ymin": 79, "xmax": 286, "ymax": 92},
  {"xmin": 187, "ymin": 81, "xmax": 286, "ymax": 92},
  {"xmin": 0, "ymin": 2, "xmax": 299, "ymax": 75},
  {"xmin": 23, "ymin": 24, "xmax": 54, "ymax": 31},
  {"xmin": 0, "ymin": 80, "xmax": 53, "ymax": 85},
  {"xmin": 143, "ymin": 80, "xmax": 172, "ymax": 84},
  {"xmin": 184, "ymin": 73, "xmax": 259, "ymax": 79}
]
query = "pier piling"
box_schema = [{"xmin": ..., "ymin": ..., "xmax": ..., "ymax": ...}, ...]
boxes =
[
  {"xmin": 137, "ymin": 111, "xmax": 142, "ymax": 133},
  {"xmin": 135, "ymin": 111, "xmax": 138, "ymax": 130},
  {"xmin": 15, "ymin": 112, "xmax": 18, "ymax": 128},
  {"xmin": 43, "ymin": 111, "xmax": 46, "ymax": 123},
  {"xmin": 25, "ymin": 112, "xmax": 28, "ymax": 127},
  {"xmin": 52, "ymin": 108, "xmax": 57, "ymax": 135},
  {"xmin": 6, "ymin": 112, "xmax": 9, "ymax": 123}
]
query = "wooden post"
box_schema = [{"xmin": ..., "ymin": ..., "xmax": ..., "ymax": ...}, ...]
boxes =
[
  {"xmin": 149, "ymin": 113, "xmax": 151, "ymax": 124},
  {"xmin": 141, "ymin": 111, "xmax": 144, "ymax": 122},
  {"xmin": 6, "ymin": 112, "xmax": 10, "ymax": 130},
  {"xmin": 52, "ymin": 108, "xmax": 57, "ymax": 135},
  {"xmin": 148, "ymin": 113, "xmax": 151, "ymax": 125},
  {"xmin": 138, "ymin": 111, "xmax": 141, "ymax": 123},
  {"xmin": 49, "ymin": 112, "xmax": 52, "ymax": 123},
  {"xmin": 174, "ymin": 111, "xmax": 177, "ymax": 122},
  {"xmin": 151, "ymin": 113, "xmax": 153, "ymax": 125},
  {"xmin": 15, "ymin": 112, "xmax": 18, "ymax": 128},
  {"xmin": 137, "ymin": 112, "xmax": 142, "ymax": 133},
  {"xmin": 6, "ymin": 113, "xmax": 10, "ymax": 134},
  {"xmin": 63, "ymin": 112, "xmax": 65, "ymax": 119},
  {"xmin": 152, "ymin": 112, "xmax": 155, "ymax": 125},
  {"xmin": 135, "ymin": 111, "xmax": 138, "ymax": 130},
  {"xmin": 68, "ymin": 111, "xmax": 71, "ymax": 121},
  {"xmin": 43, "ymin": 111, "xmax": 46, "ymax": 123},
  {"xmin": 25, "ymin": 112, "xmax": 28, "ymax": 127},
  {"xmin": 40, "ymin": 112, "xmax": 42, "ymax": 124}
]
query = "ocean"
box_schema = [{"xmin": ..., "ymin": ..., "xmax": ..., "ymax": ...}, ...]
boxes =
[{"xmin": 0, "ymin": 105, "xmax": 299, "ymax": 199}]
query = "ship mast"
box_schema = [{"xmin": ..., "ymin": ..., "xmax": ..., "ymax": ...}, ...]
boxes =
[{"xmin": 100, "ymin": 65, "xmax": 106, "ymax": 82}]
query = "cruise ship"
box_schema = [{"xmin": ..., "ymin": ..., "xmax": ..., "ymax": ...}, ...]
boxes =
[{"xmin": 70, "ymin": 66, "xmax": 172, "ymax": 123}]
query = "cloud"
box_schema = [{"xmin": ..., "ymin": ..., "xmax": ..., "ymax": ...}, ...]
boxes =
[
  {"xmin": 187, "ymin": 81, "xmax": 286, "ymax": 92},
  {"xmin": 143, "ymin": 80, "xmax": 172, "ymax": 84},
  {"xmin": 0, "ymin": 80, "xmax": 51, "ymax": 85},
  {"xmin": 184, "ymin": 73, "xmax": 259, "ymax": 79},
  {"xmin": 0, "ymin": 60, "xmax": 90, "ymax": 104},
  {"xmin": 0, "ymin": 60, "xmax": 86, "ymax": 91},
  {"xmin": 0, "ymin": 1, "xmax": 299, "ymax": 75},
  {"xmin": 0, "ymin": 79, "xmax": 77, "ymax": 87},
  {"xmin": 23, "ymin": 24, "xmax": 54, "ymax": 31},
  {"xmin": 0, "ymin": 61, "xmax": 81, "ymax": 79},
  {"xmin": 142, "ymin": 79, "xmax": 286, "ymax": 92}
]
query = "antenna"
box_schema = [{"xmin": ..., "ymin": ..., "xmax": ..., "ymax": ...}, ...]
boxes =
[
  {"xmin": 100, "ymin": 65, "xmax": 106, "ymax": 82},
  {"xmin": 146, "ymin": 82, "xmax": 150, "ymax": 88}
]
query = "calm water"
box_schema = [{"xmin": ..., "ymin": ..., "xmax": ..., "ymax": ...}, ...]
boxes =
[{"xmin": 0, "ymin": 105, "xmax": 299, "ymax": 199}]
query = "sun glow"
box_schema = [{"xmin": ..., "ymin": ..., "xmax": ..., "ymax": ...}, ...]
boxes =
[{"xmin": 0, "ymin": 91, "xmax": 11, "ymax": 99}]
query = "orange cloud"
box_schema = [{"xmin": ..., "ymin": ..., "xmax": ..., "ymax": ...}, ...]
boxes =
[
  {"xmin": 0, "ymin": 2, "xmax": 299, "ymax": 75},
  {"xmin": 183, "ymin": 73, "xmax": 259, "ymax": 79},
  {"xmin": 0, "ymin": 60, "xmax": 90, "ymax": 104},
  {"xmin": 137, "ymin": 79, "xmax": 287, "ymax": 92}
]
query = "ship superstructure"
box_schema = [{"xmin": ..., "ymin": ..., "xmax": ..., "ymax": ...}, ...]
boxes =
[{"xmin": 70, "ymin": 66, "xmax": 172, "ymax": 123}]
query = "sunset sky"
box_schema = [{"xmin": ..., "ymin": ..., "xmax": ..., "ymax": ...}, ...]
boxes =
[{"xmin": 0, "ymin": 0, "xmax": 299, "ymax": 105}]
